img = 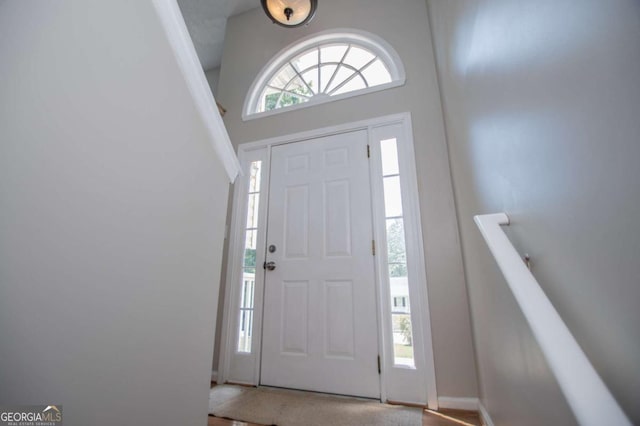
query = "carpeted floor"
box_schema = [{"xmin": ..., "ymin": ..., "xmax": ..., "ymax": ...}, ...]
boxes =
[{"xmin": 209, "ymin": 385, "xmax": 423, "ymax": 426}]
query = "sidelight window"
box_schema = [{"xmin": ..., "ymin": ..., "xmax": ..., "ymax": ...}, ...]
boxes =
[
  {"xmin": 237, "ymin": 161, "xmax": 262, "ymax": 353},
  {"xmin": 380, "ymin": 138, "xmax": 415, "ymax": 367}
]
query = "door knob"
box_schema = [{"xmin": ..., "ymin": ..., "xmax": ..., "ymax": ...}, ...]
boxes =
[{"xmin": 264, "ymin": 261, "xmax": 276, "ymax": 271}]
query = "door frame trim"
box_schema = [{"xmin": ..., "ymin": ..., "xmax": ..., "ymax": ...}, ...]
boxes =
[{"xmin": 218, "ymin": 112, "xmax": 438, "ymax": 407}]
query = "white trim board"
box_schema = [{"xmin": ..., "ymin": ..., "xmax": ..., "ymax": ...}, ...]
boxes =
[
  {"xmin": 478, "ymin": 402, "xmax": 496, "ymax": 426},
  {"xmin": 437, "ymin": 397, "xmax": 479, "ymax": 411},
  {"xmin": 151, "ymin": 0, "xmax": 241, "ymax": 183},
  {"xmin": 237, "ymin": 112, "xmax": 411, "ymax": 151}
]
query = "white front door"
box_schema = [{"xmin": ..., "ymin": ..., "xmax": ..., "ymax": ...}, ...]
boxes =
[{"xmin": 260, "ymin": 130, "xmax": 380, "ymax": 398}]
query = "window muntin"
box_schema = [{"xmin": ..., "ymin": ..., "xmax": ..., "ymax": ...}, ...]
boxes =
[
  {"xmin": 257, "ymin": 43, "xmax": 392, "ymax": 113},
  {"xmin": 237, "ymin": 161, "xmax": 262, "ymax": 353},
  {"xmin": 245, "ymin": 31, "xmax": 405, "ymax": 119}
]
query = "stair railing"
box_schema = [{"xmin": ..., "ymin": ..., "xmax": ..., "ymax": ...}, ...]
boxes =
[{"xmin": 474, "ymin": 213, "xmax": 631, "ymax": 426}]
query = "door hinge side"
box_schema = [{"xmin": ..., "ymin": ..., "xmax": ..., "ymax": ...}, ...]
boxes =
[
  {"xmin": 367, "ymin": 144, "xmax": 370, "ymax": 158},
  {"xmin": 377, "ymin": 355, "xmax": 381, "ymax": 374},
  {"xmin": 371, "ymin": 240, "xmax": 376, "ymax": 256}
]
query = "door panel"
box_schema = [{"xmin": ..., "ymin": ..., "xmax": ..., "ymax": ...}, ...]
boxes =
[
  {"xmin": 324, "ymin": 179, "xmax": 352, "ymax": 257},
  {"xmin": 325, "ymin": 280, "xmax": 355, "ymax": 358},
  {"xmin": 284, "ymin": 185, "xmax": 309, "ymax": 258},
  {"xmin": 260, "ymin": 130, "xmax": 380, "ymax": 398},
  {"xmin": 281, "ymin": 280, "xmax": 308, "ymax": 355}
]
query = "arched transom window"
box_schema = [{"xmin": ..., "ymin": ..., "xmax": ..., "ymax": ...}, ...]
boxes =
[{"xmin": 244, "ymin": 30, "xmax": 405, "ymax": 119}]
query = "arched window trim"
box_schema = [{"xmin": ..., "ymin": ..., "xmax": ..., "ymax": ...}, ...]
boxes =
[{"xmin": 243, "ymin": 29, "xmax": 406, "ymax": 121}]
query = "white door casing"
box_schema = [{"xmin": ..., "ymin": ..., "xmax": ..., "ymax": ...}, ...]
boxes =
[
  {"xmin": 219, "ymin": 113, "xmax": 437, "ymax": 407},
  {"xmin": 260, "ymin": 130, "xmax": 380, "ymax": 398}
]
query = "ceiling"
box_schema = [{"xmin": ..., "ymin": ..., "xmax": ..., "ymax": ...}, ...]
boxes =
[{"xmin": 178, "ymin": 0, "xmax": 260, "ymax": 71}]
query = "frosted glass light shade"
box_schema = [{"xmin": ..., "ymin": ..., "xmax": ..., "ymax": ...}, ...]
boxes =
[{"xmin": 261, "ymin": 0, "xmax": 318, "ymax": 27}]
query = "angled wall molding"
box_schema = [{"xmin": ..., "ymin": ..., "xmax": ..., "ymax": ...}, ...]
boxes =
[{"xmin": 152, "ymin": 0, "xmax": 241, "ymax": 183}]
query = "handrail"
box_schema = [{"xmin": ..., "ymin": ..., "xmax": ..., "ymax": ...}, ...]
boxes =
[{"xmin": 474, "ymin": 213, "xmax": 631, "ymax": 426}]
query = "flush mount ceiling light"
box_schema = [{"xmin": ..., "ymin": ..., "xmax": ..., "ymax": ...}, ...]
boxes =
[{"xmin": 261, "ymin": 0, "xmax": 318, "ymax": 28}]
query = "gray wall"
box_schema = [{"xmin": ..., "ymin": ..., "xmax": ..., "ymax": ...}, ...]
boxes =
[
  {"xmin": 205, "ymin": 67, "xmax": 221, "ymax": 97},
  {"xmin": 0, "ymin": 2, "xmax": 229, "ymax": 425},
  {"xmin": 215, "ymin": 0, "xmax": 478, "ymax": 398},
  {"xmin": 428, "ymin": 0, "xmax": 640, "ymax": 423}
]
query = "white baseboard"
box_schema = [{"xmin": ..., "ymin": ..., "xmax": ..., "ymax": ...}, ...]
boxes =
[
  {"xmin": 437, "ymin": 396, "xmax": 479, "ymax": 411},
  {"xmin": 478, "ymin": 401, "xmax": 495, "ymax": 426},
  {"xmin": 211, "ymin": 370, "xmax": 218, "ymax": 382}
]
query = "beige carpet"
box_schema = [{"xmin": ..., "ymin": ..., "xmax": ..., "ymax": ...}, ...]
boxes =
[{"xmin": 209, "ymin": 385, "xmax": 422, "ymax": 426}]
